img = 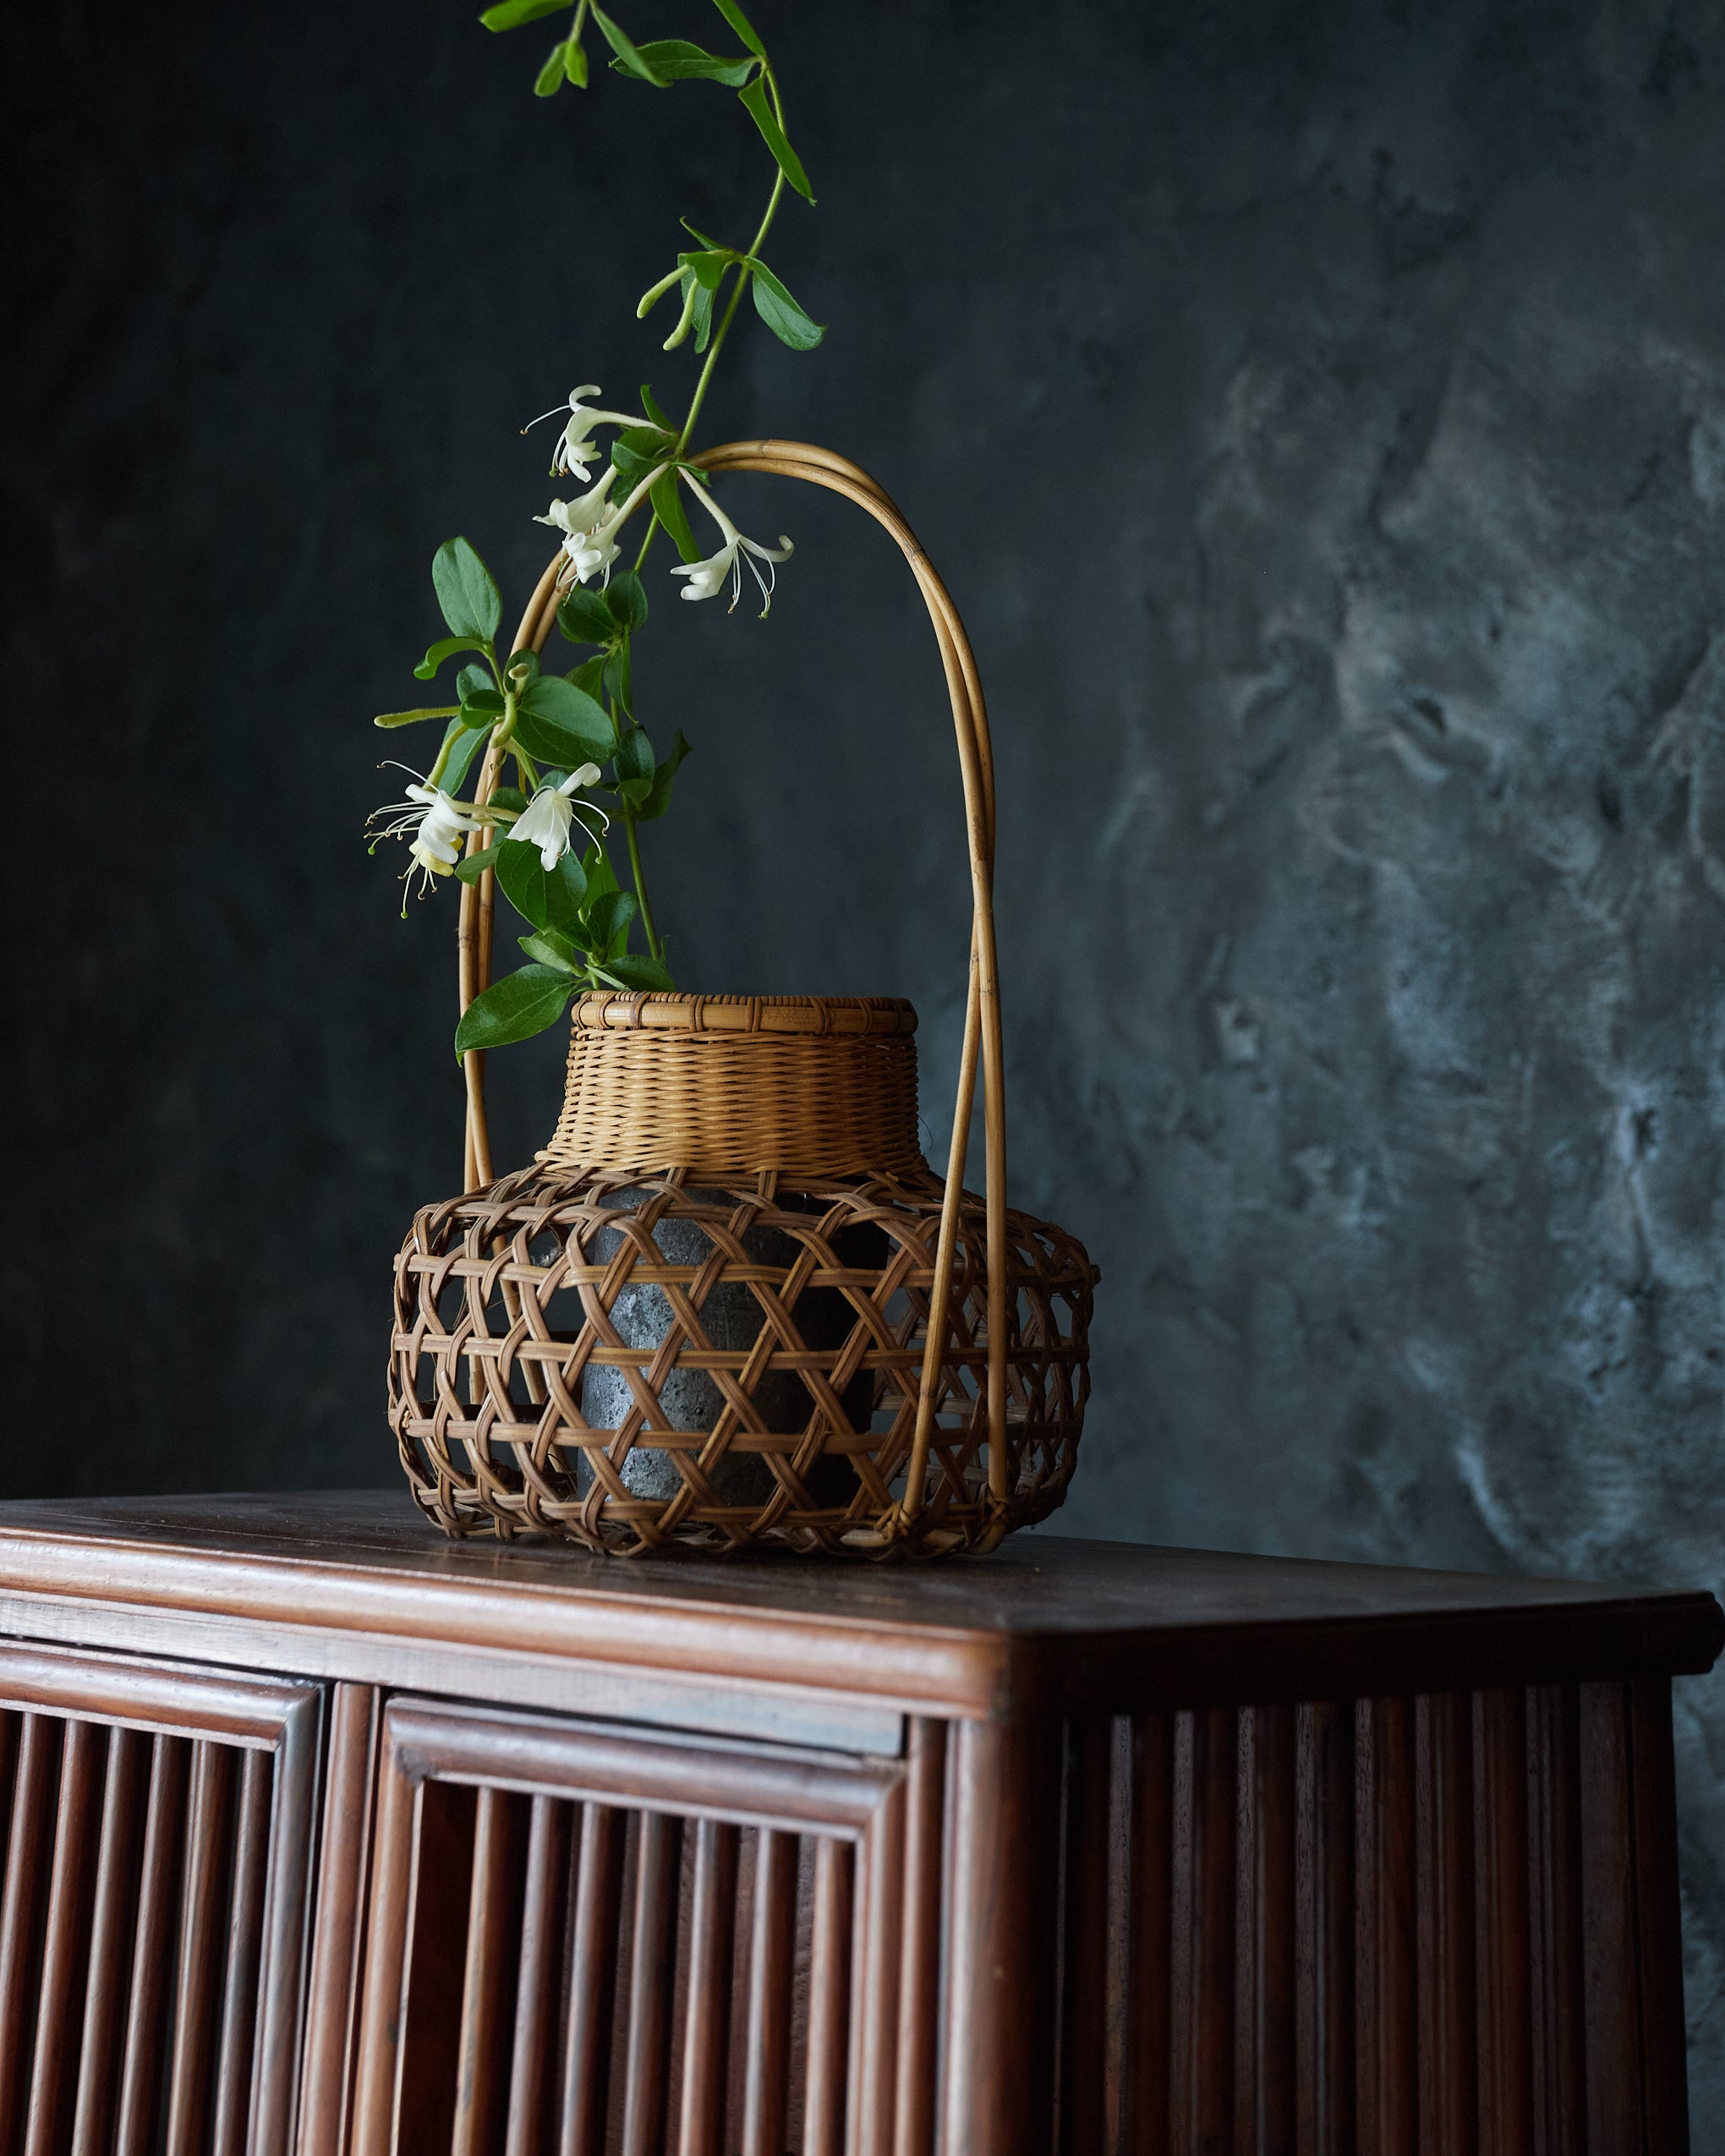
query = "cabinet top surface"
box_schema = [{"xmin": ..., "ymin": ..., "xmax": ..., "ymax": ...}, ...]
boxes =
[{"xmin": 0, "ymin": 1491, "xmax": 1714, "ymax": 1715}]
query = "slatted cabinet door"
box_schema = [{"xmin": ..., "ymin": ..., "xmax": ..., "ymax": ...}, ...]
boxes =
[
  {"xmin": 0, "ymin": 1639, "xmax": 322, "ymax": 2156},
  {"xmin": 349, "ymin": 1699, "xmax": 937, "ymax": 2156}
]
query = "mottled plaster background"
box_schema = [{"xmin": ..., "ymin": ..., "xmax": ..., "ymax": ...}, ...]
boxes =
[{"xmin": 6, "ymin": 0, "xmax": 1725, "ymax": 2115}]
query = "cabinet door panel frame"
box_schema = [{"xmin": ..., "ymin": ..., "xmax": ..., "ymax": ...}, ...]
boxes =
[
  {"xmin": 0, "ymin": 1635, "xmax": 323, "ymax": 2156},
  {"xmin": 353, "ymin": 1696, "xmax": 912, "ymax": 2156}
]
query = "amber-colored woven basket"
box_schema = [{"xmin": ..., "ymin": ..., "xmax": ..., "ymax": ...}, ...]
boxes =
[{"xmin": 389, "ymin": 440, "xmax": 1098, "ymax": 1556}]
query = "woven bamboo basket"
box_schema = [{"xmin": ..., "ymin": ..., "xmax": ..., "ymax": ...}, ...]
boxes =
[{"xmin": 389, "ymin": 441, "xmax": 1098, "ymax": 1556}]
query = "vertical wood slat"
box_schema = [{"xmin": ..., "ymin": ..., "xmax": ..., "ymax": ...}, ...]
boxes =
[
  {"xmin": 397, "ymin": 1778, "xmax": 479, "ymax": 2156},
  {"xmin": 620, "ymin": 1809, "xmax": 683, "ymax": 2156},
  {"xmin": 676, "ymin": 1818, "xmax": 739, "ymax": 2156},
  {"xmin": 853, "ymin": 1775, "xmax": 907, "ymax": 2156},
  {"xmin": 23, "ymin": 1717, "xmax": 106, "ymax": 2156},
  {"xmin": 455, "ymin": 1787, "xmax": 529, "ymax": 2156},
  {"xmin": 1579, "ymin": 1680, "xmax": 1644, "ymax": 2156},
  {"xmin": 1123, "ymin": 1713, "xmax": 1174, "ymax": 2156},
  {"xmin": 1235, "ymin": 1703, "xmax": 1295, "ymax": 2156},
  {"xmin": 1472, "ymin": 1688, "xmax": 1531, "ymax": 2156},
  {"xmin": 71, "ymin": 1726, "xmax": 151, "ymax": 2156},
  {"xmin": 250, "ymin": 1688, "xmax": 324, "ymax": 2156},
  {"xmin": 211, "ymin": 1749, "xmax": 275, "ymax": 2156},
  {"xmin": 299, "ymin": 1683, "xmax": 381, "ymax": 2156},
  {"xmin": 942, "ymin": 1719, "xmax": 1063, "ymax": 2156},
  {"xmin": 165, "ymin": 1740, "xmax": 238, "ymax": 2156},
  {"xmin": 1527, "ymin": 1683, "xmax": 1585, "ymax": 2156},
  {"xmin": 507, "ymin": 1795, "xmax": 575, "ymax": 2156},
  {"xmin": 894, "ymin": 1721, "xmax": 946, "ymax": 2156},
  {"xmin": 1168, "ymin": 1709, "xmax": 1235, "ymax": 2156},
  {"xmin": 1416, "ymin": 1692, "xmax": 1477, "ymax": 2154},
  {"xmin": 1100, "ymin": 1719, "xmax": 1134, "ymax": 2156},
  {"xmin": 1627, "ymin": 1677, "xmax": 1690, "ymax": 2156},
  {"xmin": 804, "ymin": 1838, "xmax": 853, "ymax": 2156},
  {"xmin": 115, "ymin": 1735, "xmax": 192, "ymax": 2156},
  {"xmin": 0, "ymin": 1714, "xmax": 63, "ymax": 2152},
  {"xmin": 349, "ymin": 1720, "xmax": 423, "ymax": 2156},
  {"xmin": 1058, "ymin": 1717, "xmax": 1113, "ymax": 2156},
  {"xmin": 1355, "ymin": 1696, "xmax": 1416, "ymax": 2153},
  {"xmin": 558, "ymin": 1802, "xmax": 627, "ymax": 2156},
  {"xmin": 1294, "ymin": 1700, "xmax": 1355, "ymax": 2156},
  {"xmin": 742, "ymin": 1827, "xmax": 799, "ymax": 2156}
]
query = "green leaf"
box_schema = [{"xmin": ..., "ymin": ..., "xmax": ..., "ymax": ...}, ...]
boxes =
[
  {"xmin": 374, "ymin": 705, "xmax": 460, "ymax": 729},
  {"xmin": 478, "ymin": 0, "xmax": 568, "ymax": 27},
  {"xmin": 617, "ymin": 777, "xmax": 654, "ymax": 810},
  {"xmin": 504, "ymin": 647, "xmax": 541, "ymax": 681},
  {"xmin": 565, "ymin": 36, "xmax": 589, "ymax": 85},
  {"xmin": 607, "ymin": 951, "xmax": 676, "ymax": 991},
  {"xmin": 610, "ymin": 426, "xmax": 667, "ymax": 494},
  {"xmin": 413, "ymin": 635, "xmax": 491, "ymax": 681},
  {"xmin": 582, "ymin": 843, "xmax": 619, "ymax": 903},
  {"xmin": 512, "ymin": 676, "xmax": 617, "ymax": 765},
  {"xmin": 709, "ymin": 0, "xmax": 767, "ymax": 60},
  {"xmin": 749, "ymin": 260, "xmax": 825, "ymax": 350},
  {"xmin": 568, "ymin": 656, "xmax": 607, "ymax": 700},
  {"xmin": 649, "ymin": 470, "xmax": 701, "ymax": 565},
  {"xmin": 586, "ymin": 889, "xmax": 638, "ymax": 954},
  {"xmin": 557, "ymin": 588, "xmax": 618, "ymax": 646},
  {"xmin": 489, "ymin": 785, "xmax": 529, "ymax": 815},
  {"xmin": 636, "ymin": 728, "xmax": 693, "ymax": 820},
  {"xmin": 738, "ymin": 75, "xmax": 813, "ymax": 200},
  {"xmin": 602, "ymin": 645, "xmax": 632, "ymax": 716},
  {"xmin": 454, "ymin": 844, "xmax": 501, "ymax": 885},
  {"xmin": 455, "ymin": 966, "xmax": 574, "ymax": 1054},
  {"xmin": 639, "ymin": 383, "xmax": 675, "ymax": 430},
  {"xmin": 677, "ymin": 248, "xmax": 730, "ymax": 291},
  {"xmin": 457, "ymin": 665, "xmax": 500, "ymax": 704},
  {"xmin": 589, "ymin": 4, "xmax": 666, "ymax": 83},
  {"xmin": 496, "ymin": 838, "xmax": 589, "ymax": 930},
  {"xmin": 606, "ymin": 572, "xmax": 649, "ymax": 634},
  {"xmin": 615, "ymin": 728, "xmax": 655, "ymax": 782},
  {"xmin": 438, "ymin": 719, "xmax": 488, "ymax": 796},
  {"xmin": 432, "ymin": 538, "xmax": 502, "ymax": 642},
  {"xmin": 614, "ymin": 36, "xmax": 753, "ymax": 85},
  {"xmin": 519, "ymin": 929, "xmax": 583, "ymax": 973},
  {"xmin": 534, "ymin": 41, "xmax": 568, "ymax": 95}
]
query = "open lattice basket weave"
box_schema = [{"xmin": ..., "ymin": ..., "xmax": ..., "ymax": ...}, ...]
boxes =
[{"xmin": 389, "ymin": 441, "xmax": 1098, "ymax": 1556}]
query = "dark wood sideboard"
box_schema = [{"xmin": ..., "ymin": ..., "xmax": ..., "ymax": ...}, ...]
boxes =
[{"xmin": 0, "ymin": 1492, "xmax": 1713, "ymax": 2156}]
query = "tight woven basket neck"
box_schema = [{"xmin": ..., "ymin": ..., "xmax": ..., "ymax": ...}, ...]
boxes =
[{"xmin": 538, "ymin": 992, "xmax": 924, "ymax": 1180}]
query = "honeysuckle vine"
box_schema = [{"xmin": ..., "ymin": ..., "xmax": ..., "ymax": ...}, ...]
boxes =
[{"xmin": 367, "ymin": 0, "xmax": 821, "ymax": 1057}]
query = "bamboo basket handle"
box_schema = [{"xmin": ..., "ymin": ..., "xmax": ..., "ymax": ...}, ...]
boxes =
[{"xmin": 455, "ymin": 441, "xmax": 1010, "ymax": 1541}]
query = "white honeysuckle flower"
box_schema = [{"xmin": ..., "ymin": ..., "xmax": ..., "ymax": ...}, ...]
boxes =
[
  {"xmin": 540, "ymin": 464, "xmax": 666, "ymax": 589},
  {"xmin": 536, "ymin": 472, "xmax": 623, "ymax": 584},
  {"xmin": 559, "ymin": 520, "xmax": 622, "ymax": 586},
  {"xmin": 510, "ymin": 765, "xmax": 608, "ymax": 869},
  {"xmin": 368, "ymin": 771, "xmax": 485, "ymax": 901},
  {"xmin": 670, "ymin": 478, "xmax": 793, "ymax": 615},
  {"xmin": 534, "ymin": 471, "xmax": 615, "ymax": 539},
  {"xmin": 521, "ymin": 386, "xmax": 642, "ymax": 479}
]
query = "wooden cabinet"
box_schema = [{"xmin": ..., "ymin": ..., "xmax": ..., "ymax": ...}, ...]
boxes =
[{"xmin": 0, "ymin": 1492, "xmax": 1713, "ymax": 2156}]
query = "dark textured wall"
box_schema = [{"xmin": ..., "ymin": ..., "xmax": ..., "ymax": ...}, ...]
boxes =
[{"xmin": 6, "ymin": 0, "xmax": 1725, "ymax": 2116}]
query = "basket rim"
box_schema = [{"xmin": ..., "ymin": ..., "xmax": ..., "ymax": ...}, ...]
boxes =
[{"xmin": 570, "ymin": 993, "xmax": 918, "ymax": 1039}]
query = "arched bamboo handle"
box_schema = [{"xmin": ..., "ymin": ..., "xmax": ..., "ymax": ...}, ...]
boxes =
[{"xmin": 456, "ymin": 441, "xmax": 1010, "ymax": 1540}]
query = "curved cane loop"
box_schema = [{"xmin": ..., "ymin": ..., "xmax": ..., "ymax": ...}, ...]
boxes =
[{"xmin": 457, "ymin": 441, "xmax": 1011, "ymax": 1535}]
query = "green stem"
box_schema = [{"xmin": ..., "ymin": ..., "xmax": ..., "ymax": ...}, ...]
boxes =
[
  {"xmin": 672, "ymin": 68, "xmax": 788, "ymax": 456},
  {"xmin": 623, "ymin": 813, "xmax": 661, "ymax": 959},
  {"xmin": 594, "ymin": 54, "xmax": 793, "ymax": 978}
]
